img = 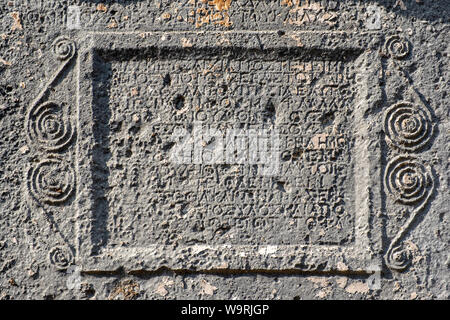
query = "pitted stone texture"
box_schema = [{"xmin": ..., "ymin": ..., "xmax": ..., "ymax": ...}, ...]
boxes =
[{"xmin": 0, "ymin": 0, "xmax": 448, "ymax": 300}]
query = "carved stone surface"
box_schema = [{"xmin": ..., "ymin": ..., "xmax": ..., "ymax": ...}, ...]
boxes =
[
  {"xmin": 0, "ymin": 0, "xmax": 448, "ymax": 300},
  {"xmin": 72, "ymin": 32, "xmax": 382, "ymax": 272}
]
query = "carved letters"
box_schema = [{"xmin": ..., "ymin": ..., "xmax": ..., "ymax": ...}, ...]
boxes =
[
  {"xmin": 24, "ymin": 32, "xmax": 438, "ymax": 273},
  {"xmin": 96, "ymin": 48, "xmax": 357, "ymax": 246}
]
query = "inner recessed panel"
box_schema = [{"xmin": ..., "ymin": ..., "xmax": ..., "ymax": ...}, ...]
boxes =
[{"xmin": 91, "ymin": 48, "xmax": 357, "ymax": 248}]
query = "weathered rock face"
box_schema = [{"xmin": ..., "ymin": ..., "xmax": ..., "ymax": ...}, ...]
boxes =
[{"xmin": 0, "ymin": 0, "xmax": 448, "ymax": 300}]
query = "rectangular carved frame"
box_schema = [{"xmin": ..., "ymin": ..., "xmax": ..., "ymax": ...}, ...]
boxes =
[{"xmin": 75, "ymin": 31, "xmax": 384, "ymax": 273}]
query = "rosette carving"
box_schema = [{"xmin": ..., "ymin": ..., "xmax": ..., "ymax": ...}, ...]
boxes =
[
  {"xmin": 384, "ymin": 156, "xmax": 434, "ymax": 271},
  {"xmin": 27, "ymin": 157, "xmax": 75, "ymax": 205},
  {"xmin": 26, "ymin": 101, "xmax": 74, "ymax": 151},
  {"xmin": 385, "ymin": 35, "xmax": 410, "ymax": 59},
  {"xmin": 384, "ymin": 102, "xmax": 434, "ymax": 152},
  {"xmin": 384, "ymin": 155, "xmax": 432, "ymax": 205},
  {"xmin": 385, "ymin": 245, "xmax": 412, "ymax": 271},
  {"xmin": 49, "ymin": 245, "xmax": 74, "ymax": 270},
  {"xmin": 52, "ymin": 36, "xmax": 76, "ymax": 61}
]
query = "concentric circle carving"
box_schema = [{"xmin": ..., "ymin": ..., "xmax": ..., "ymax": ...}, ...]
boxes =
[
  {"xmin": 27, "ymin": 158, "xmax": 75, "ymax": 205},
  {"xmin": 52, "ymin": 37, "xmax": 76, "ymax": 61},
  {"xmin": 384, "ymin": 102, "xmax": 434, "ymax": 152},
  {"xmin": 49, "ymin": 246, "xmax": 74, "ymax": 270},
  {"xmin": 27, "ymin": 101, "xmax": 74, "ymax": 151},
  {"xmin": 385, "ymin": 35, "xmax": 410, "ymax": 59},
  {"xmin": 385, "ymin": 155, "xmax": 431, "ymax": 205},
  {"xmin": 386, "ymin": 245, "xmax": 411, "ymax": 271}
]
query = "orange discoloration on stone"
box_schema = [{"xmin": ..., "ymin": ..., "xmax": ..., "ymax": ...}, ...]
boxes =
[
  {"xmin": 107, "ymin": 18, "xmax": 118, "ymax": 29},
  {"xmin": 0, "ymin": 58, "xmax": 11, "ymax": 66},
  {"xmin": 209, "ymin": 0, "xmax": 232, "ymax": 11},
  {"xmin": 345, "ymin": 281, "xmax": 369, "ymax": 294},
  {"xmin": 194, "ymin": 0, "xmax": 233, "ymax": 28},
  {"xmin": 10, "ymin": 12, "xmax": 22, "ymax": 31},
  {"xmin": 161, "ymin": 12, "xmax": 172, "ymax": 20},
  {"xmin": 215, "ymin": 12, "xmax": 232, "ymax": 27},
  {"xmin": 181, "ymin": 38, "xmax": 193, "ymax": 47},
  {"xmin": 307, "ymin": 276, "xmax": 329, "ymax": 287},
  {"xmin": 108, "ymin": 280, "xmax": 140, "ymax": 300},
  {"xmin": 289, "ymin": 34, "xmax": 304, "ymax": 47},
  {"xmin": 96, "ymin": 3, "xmax": 108, "ymax": 12}
]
